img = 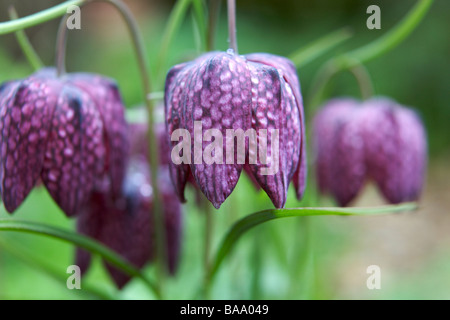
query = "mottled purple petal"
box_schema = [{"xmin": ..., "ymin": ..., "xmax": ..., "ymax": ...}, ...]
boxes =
[
  {"xmin": 313, "ymin": 99, "xmax": 359, "ymax": 194},
  {"xmin": 68, "ymin": 74, "xmax": 129, "ymax": 197},
  {"xmin": 0, "ymin": 78, "xmax": 59, "ymax": 212},
  {"xmin": 329, "ymin": 110, "xmax": 366, "ymax": 206},
  {"xmin": 41, "ymin": 87, "xmax": 105, "ymax": 217},
  {"xmin": 165, "ymin": 63, "xmax": 193, "ymax": 202},
  {"xmin": 361, "ymin": 98, "xmax": 427, "ymax": 203},
  {"xmin": 185, "ymin": 52, "xmax": 252, "ymax": 208},
  {"xmin": 247, "ymin": 53, "xmax": 307, "ymax": 201},
  {"xmin": 247, "ymin": 62, "xmax": 300, "ymax": 208}
]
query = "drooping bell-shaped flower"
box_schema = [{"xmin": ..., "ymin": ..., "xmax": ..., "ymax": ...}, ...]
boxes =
[
  {"xmin": 0, "ymin": 68, "xmax": 128, "ymax": 216},
  {"xmin": 75, "ymin": 123, "xmax": 183, "ymax": 288},
  {"xmin": 313, "ymin": 97, "xmax": 427, "ymax": 206},
  {"xmin": 164, "ymin": 51, "xmax": 306, "ymax": 209}
]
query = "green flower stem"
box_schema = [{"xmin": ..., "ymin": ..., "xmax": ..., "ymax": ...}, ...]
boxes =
[
  {"xmin": 0, "ymin": 235, "xmax": 114, "ymax": 300},
  {"xmin": 288, "ymin": 217, "xmax": 315, "ymax": 299},
  {"xmin": 343, "ymin": 0, "xmax": 434, "ymax": 66},
  {"xmin": 55, "ymin": 14, "xmax": 69, "ymax": 76},
  {"xmin": 0, "ymin": 0, "xmax": 84, "ymax": 35},
  {"xmin": 202, "ymin": 197, "xmax": 214, "ymax": 299},
  {"xmin": 7, "ymin": 7, "xmax": 44, "ymax": 71},
  {"xmin": 289, "ymin": 27, "xmax": 353, "ymax": 68},
  {"xmin": 308, "ymin": 0, "xmax": 433, "ymax": 107},
  {"xmin": 0, "ymin": 219, "xmax": 161, "ymax": 299},
  {"xmin": 227, "ymin": 0, "xmax": 237, "ymax": 53},
  {"xmin": 349, "ymin": 62, "xmax": 374, "ymax": 100},
  {"xmin": 207, "ymin": 202, "xmax": 418, "ymax": 283}
]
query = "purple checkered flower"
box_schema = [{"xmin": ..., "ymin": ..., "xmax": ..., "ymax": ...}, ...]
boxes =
[
  {"xmin": 313, "ymin": 97, "xmax": 427, "ymax": 206},
  {"xmin": 0, "ymin": 68, "xmax": 128, "ymax": 216},
  {"xmin": 75, "ymin": 123, "xmax": 183, "ymax": 288},
  {"xmin": 164, "ymin": 51, "xmax": 306, "ymax": 209}
]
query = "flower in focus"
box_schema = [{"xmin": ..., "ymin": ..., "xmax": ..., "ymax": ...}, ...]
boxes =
[
  {"xmin": 0, "ymin": 68, "xmax": 128, "ymax": 216},
  {"xmin": 164, "ymin": 51, "xmax": 306, "ymax": 209},
  {"xmin": 75, "ymin": 123, "xmax": 183, "ymax": 288},
  {"xmin": 313, "ymin": 97, "xmax": 427, "ymax": 206}
]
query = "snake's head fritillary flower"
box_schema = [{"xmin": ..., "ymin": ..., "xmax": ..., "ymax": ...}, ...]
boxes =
[
  {"xmin": 0, "ymin": 68, "xmax": 128, "ymax": 216},
  {"xmin": 313, "ymin": 97, "xmax": 427, "ymax": 206},
  {"xmin": 360, "ymin": 98, "xmax": 427, "ymax": 203},
  {"xmin": 75, "ymin": 123, "xmax": 183, "ymax": 288},
  {"xmin": 164, "ymin": 51, "xmax": 306, "ymax": 209}
]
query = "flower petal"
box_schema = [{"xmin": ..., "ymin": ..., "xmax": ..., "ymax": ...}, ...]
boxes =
[
  {"xmin": 164, "ymin": 63, "xmax": 192, "ymax": 202},
  {"xmin": 0, "ymin": 78, "xmax": 59, "ymax": 212},
  {"xmin": 246, "ymin": 62, "xmax": 300, "ymax": 208},
  {"xmin": 185, "ymin": 52, "xmax": 252, "ymax": 208},
  {"xmin": 41, "ymin": 87, "xmax": 105, "ymax": 216},
  {"xmin": 69, "ymin": 74, "xmax": 129, "ymax": 197},
  {"xmin": 329, "ymin": 110, "xmax": 366, "ymax": 206},
  {"xmin": 247, "ymin": 53, "xmax": 307, "ymax": 201},
  {"xmin": 362, "ymin": 98, "xmax": 427, "ymax": 203},
  {"xmin": 313, "ymin": 99, "xmax": 359, "ymax": 195}
]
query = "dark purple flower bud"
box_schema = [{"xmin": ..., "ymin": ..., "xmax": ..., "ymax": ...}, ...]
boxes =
[
  {"xmin": 164, "ymin": 51, "xmax": 306, "ymax": 209},
  {"xmin": 75, "ymin": 124, "xmax": 183, "ymax": 287},
  {"xmin": 0, "ymin": 68, "xmax": 128, "ymax": 216},
  {"xmin": 313, "ymin": 97, "xmax": 427, "ymax": 206}
]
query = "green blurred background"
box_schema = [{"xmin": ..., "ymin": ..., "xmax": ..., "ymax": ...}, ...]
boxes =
[{"xmin": 0, "ymin": 0, "xmax": 449, "ymax": 299}]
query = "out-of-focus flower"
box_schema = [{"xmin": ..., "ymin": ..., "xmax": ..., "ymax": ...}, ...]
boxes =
[
  {"xmin": 313, "ymin": 97, "xmax": 427, "ymax": 206},
  {"xmin": 75, "ymin": 123, "xmax": 183, "ymax": 288},
  {"xmin": 0, "ymin": 68, "xmax": 128, "ymax": 216},
  {"xmin": 164, "ymin": 51, "xmax": 306, "ymax": 209}
]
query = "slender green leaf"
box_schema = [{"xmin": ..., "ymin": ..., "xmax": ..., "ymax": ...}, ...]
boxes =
[
  {"xmin": 156, "ymin": 0, "xmax": 193, "ymax": 80},
  {"xmin": 0, "ymin": 219, "xmax": 160, "ymax": 299},
  {"xmin": 0, "ymin": 235, "xmax": 115, "ymax": 300},
  {"xmin": 289, "ymin": 27, "xmax": 353, "ymax": 68},
  {"xmin": 191, "ymin": 0, "xmax": 207, "ymax": 51},
  {"xmin": 208, "ymin": 202, "xmax": 418, "ymax": 282}
]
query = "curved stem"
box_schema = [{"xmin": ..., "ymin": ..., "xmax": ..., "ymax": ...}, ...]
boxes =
[
  {"xmin": 0, "ymin": 0, "xmax": 84, "ymax": 35},
  {"xmin": 0, "ymin": 219, "xmax": 161, "ymax": 299},
  {"xmin": 55, "ymin": 15, "xmax": 69, "ymax": 76},
  {"xmin": 345, "ymin": 0, "xmax": 434, "ymax": 65},
  {"xmin": 349, "ymin": 63, "xmax": 374, "ymax": 100},
  {"xmin": 227, "ymin": 0, "xmax": 238, "ymax": 53},
  {"xmin": 307, "ymin": 61, "xmax": 339, "ymax": 109},
  {"xmin": 8, "ymin": 6, "xmax": 44, "ymax": 71},
  {"xmin": 308, "ymin": 0, "xmax": 433, "ymax": 108},
  {"xmin": 207, "ymin": 202, "xmax": 418, "ymax": 284}
]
